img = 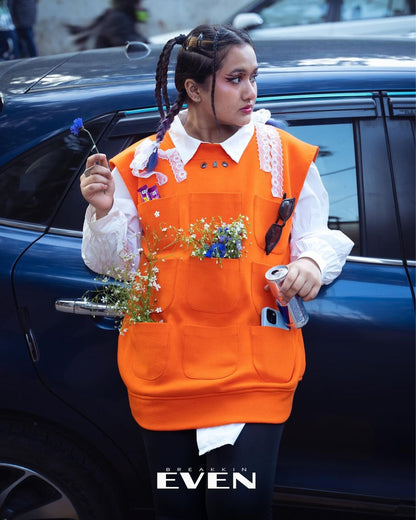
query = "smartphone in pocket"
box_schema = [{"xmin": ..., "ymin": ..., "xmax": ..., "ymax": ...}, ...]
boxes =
[{"xmin": 261, "ymin": 307, "xmax": 289, "ymax": 330}]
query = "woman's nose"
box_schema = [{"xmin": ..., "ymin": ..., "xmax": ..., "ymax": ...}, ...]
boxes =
[{"xmin": 243, "ymin": 80, "xmax": 257, "ymax": 101}]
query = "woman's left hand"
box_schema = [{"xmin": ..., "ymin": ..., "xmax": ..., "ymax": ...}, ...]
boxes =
[{"xmin": 278, "ymin": 258, "xmax": 322, "ymax": 305}]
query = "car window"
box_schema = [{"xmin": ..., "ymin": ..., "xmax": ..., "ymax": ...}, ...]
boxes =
[
  {"xmin": 0, "ymin": 118, "xmax": 107, "ymax": 226},
  {"xmin": 258, "ymin": 0, "xmax": 413, "ymax": 27},
  {"xmin": 50, "ymin": 125, "xmax": 154, "ymax": 233},
  {"xmin": 288, "ymin": 123, "xmax": 360, "ymax": 256}
]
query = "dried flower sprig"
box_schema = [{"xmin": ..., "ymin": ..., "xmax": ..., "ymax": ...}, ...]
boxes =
[
  {"xmin": 70, "ymin": 117, "xmax": 99, "ymax": 154},
  {"xmin": 84, "ymin": 222, "xmax": 184, "ymax": 331}
]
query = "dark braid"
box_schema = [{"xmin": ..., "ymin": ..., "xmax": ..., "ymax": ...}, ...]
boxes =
[
  {"xmin": 147, "ymin": 37, "xmax": 187, "ymax": 172},
  {"xmin": 155, "ymin": 90, "xmax": 187, "ymax": 143},
  {"xmin": 211, "ymin": 29, "xmax": 221, "ymax": 134},
  {"xmin": 154, "ymin": 38, "xmax": 177, "ymax": 120},
  {"xmin": 155, "ymin": 34, "xmax": 188, "ymax": 121}
]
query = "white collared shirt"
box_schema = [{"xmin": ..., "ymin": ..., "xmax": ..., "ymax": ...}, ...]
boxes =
[
  {"xmin": 169, "ymin": 110, "xmax": 256, "ymax": 164},
  {"xmin": 81, "ymin": 112, "xmax": 353, "ymax": 454}
]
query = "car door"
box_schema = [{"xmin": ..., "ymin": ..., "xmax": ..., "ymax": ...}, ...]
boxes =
[
  {"xmin": 257, "ymin": 92, "xmax": 415, "ymax": 512},
  {"xmin": 9, "ymin": 113, "xmax": 157, "ymax": 480}
]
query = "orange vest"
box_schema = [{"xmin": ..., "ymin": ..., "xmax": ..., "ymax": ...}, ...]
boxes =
[{"xmin": 111, "ymin": 124, "xmax": 318, "ymax": 431}]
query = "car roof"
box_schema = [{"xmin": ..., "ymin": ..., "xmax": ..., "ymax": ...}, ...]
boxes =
[{"xmin": 0, "ymin": 38, "xmax": 414, "ymax": 95}]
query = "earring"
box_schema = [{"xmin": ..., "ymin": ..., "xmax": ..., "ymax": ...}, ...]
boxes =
[{"xmin": 195, "ymin": 97, "xmax": 200, "ymax": 103}]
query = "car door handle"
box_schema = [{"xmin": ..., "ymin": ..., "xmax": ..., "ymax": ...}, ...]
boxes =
[{"xmin": 55, "ymin": 298, "xmax": 124, "ymax": 317}]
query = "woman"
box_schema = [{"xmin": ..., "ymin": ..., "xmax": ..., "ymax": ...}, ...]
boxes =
[
  {"xmin": 9, "ymin": 0, "xmax": 38, "ymax": 57},
  {"xmin": 67, "ymin": 0, "xmax": 147, "ymax": 50},
  {"xmin": 0, "ymin": 0, "xmax": 19, "ymax": 60},
  {"xmin": 80, "ymin": 24, "xmax": 353, "ymax": 520}
]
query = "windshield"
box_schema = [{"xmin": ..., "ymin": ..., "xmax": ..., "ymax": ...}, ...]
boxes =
[{"xmin": 247, "ymin": 0, "xmax": 414, "ymax": 27}]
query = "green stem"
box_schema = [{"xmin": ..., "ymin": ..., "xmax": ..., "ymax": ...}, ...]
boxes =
[{"xmin": 82, "ymin": 127, "xmax": 100, "ymax": 154}]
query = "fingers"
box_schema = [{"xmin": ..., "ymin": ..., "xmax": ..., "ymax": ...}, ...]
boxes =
[
  {"xmin": 85, "ymin": 153, "xmax": 109, "ymax": 170},
  {"xmin": 80, "ymin": 154, "xmax": 114, "ymax": 213},
  {"xmin": 83, "ymin": 154, "xmax": 111, "ymax": 180},
  {"xmin": 81, "ymin": 154, "xmax": 112, "ymax": 195},
  {"xmin": 279, "ymin": 258, "xmax": 322, "ymax": 304}
]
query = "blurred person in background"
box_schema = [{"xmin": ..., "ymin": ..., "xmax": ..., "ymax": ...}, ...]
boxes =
[
  {"xmin": 9, "ymin": 0, "xmax": 38, "ymax": 57},
  {"xmin": 325, "ymin": 0, "xmax": 343, "ymax": 21},
  {"xmin": 67, "ymin": 0, "xmax": 148, "ymax": 50},
  {"xmin": 0, "ymin": 0, "xmax": 19, "ymax": 59}
]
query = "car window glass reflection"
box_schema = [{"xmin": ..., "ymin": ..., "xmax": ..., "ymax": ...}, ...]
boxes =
[
  {"xmin": 289, "ymin": 123, "xmax": 360, "ymax": 256},
  {"xmin": 0, "ymin": 123, "xmax": 101, "ymax": 226}
]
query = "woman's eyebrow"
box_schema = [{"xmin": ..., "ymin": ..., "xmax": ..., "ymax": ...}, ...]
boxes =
[{"xmin": 227, "ymin": 66, "xmax": 259, "ymax": 74}]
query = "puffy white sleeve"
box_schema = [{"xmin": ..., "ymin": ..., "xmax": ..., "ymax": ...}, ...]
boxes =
[
  {"xmin": 81, "ymin": 167, "xmax": 141, "ymax": 275},
  {"xmin": 290, "ymin": 162, "xmax": 354, "ymax": 285}
]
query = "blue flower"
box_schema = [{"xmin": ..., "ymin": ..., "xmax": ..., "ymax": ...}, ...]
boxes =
[
  {"xmin": 205, "ymin": 242, "xmax": 226, "ymax": 258},
  {"xmin": 70, "ymin": 117, "xmax": 99, "ymax": 153},
  {"xmin": 70, "ymin": 117, "xmax": 84, "ymax": 136}
]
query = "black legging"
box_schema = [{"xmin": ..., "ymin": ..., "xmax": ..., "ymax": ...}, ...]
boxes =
[{"xmin": 140, "ymin": 423, "xmax": 284, "ymax": 520}]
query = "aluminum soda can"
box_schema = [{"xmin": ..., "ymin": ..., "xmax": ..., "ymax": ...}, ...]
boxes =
[{"xmin": 265, "ymin": 265, "xmax": 309, "ymax": 328}]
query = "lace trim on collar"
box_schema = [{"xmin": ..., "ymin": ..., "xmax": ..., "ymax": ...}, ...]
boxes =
[
  {"xmin": 158, "ymin": 148, "xmax": 187, "ymax": 183},
  {"xmin": 255, "ymin": 123, "xmax": 284, "ymax": 198},
  {"xmin": 130, "ymin": 124, "xmax": 283, "ymax": 195},
  {"xmin": 129, "ymin": 137, "xmax": 186, "ymax": 185}
]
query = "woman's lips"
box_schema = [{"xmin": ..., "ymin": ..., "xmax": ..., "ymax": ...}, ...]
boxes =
[{"xmin": 240, "ymin": 105, "xmax": 253, "ymax": 114}]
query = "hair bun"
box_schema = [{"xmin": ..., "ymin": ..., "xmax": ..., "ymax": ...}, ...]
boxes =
[{"xmin": 175, "ymin": 34, "xmax": 187, "ymax": 45}]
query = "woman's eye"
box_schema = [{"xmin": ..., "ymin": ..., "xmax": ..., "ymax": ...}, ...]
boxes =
[{"xmin": 226, "ymin": 74, "xmax": 257, "ymax": 85}]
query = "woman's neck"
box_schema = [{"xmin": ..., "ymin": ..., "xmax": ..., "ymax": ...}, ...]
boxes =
[{"xmin": 180, "ymin": 110, "xmax": 238, "ymax": 143}]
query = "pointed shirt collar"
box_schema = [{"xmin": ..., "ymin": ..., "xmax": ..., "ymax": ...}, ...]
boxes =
[{"xmin": 168, "ymin": 110, "xmax": 257, "ymax": 165}]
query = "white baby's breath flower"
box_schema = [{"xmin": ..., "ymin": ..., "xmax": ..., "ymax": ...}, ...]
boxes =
[{"xmin": 154, "ymin": 211, "xmax": 160, "ymax": 217}]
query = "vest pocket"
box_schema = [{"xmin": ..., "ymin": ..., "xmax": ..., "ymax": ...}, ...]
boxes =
[
  {"xmin": 253, "ymin": 195, "xmax": 291, "ymax": 256},
  {"xmin": 251, "ymin": 262, "xmax": 277, "ymax": 315},
  {"xmin": 121, "ymin": 322, "xmax": 170, "ymax": 381},
  {"xmin": 189, "ymin": 192, "xmax": 242, "ymax": 222},
  {"xmin": 182, "ymin": 324, "xmax": 239, "ymax": 379},
  {"xmin": 250, "ymin": 325, "xmax": 297, "ymax": 383},
  {"xmin": 186, "ymin": 257, "xmax": 241, "ymax": 313}
]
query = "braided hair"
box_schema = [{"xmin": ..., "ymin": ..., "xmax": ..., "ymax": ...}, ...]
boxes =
[{"xmin": 145, "ymin": 24, "xmax": 253, "ymax": 172}]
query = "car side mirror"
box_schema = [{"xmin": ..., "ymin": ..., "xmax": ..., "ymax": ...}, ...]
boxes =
[
  {"xmin": 124, "ymin": 41, "xmax": 151, "ymax": 60},
  {"xmin": 232, "ymin": 13, "xmax": 264, "ymax": 31}
]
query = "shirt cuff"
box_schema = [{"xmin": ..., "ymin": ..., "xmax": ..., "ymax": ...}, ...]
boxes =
[
  {"xmin": 296, "ymin": 251, "xmax": 325, "ymax": 275},
  {"xmin": 85, "ymin": 203, "xmax": 123, "ymax": 233}
]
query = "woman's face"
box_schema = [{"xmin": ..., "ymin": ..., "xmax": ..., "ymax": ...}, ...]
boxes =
[{"xmin": 198, "ymin": 43, "xmax": 258, "ymax": 131}]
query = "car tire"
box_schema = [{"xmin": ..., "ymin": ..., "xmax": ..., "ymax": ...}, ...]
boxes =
[{"xmin": 0, "ymin": 417, "xmax": 125, "ymax": 520}]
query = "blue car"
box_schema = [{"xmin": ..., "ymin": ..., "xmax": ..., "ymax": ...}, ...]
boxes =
[{"xmin": 0, "ymin": 37, "xmax": 414, "ymax": 519}]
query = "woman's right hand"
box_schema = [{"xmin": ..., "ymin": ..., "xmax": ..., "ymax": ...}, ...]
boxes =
[{"xmin": 80, "ymin": 153, "xmax": 115, "ymax": 219}]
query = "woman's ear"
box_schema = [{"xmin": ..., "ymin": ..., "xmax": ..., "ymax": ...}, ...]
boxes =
[{"xmin": 184, "ymin": 79, "xmax": 201, "ymax": 103}]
